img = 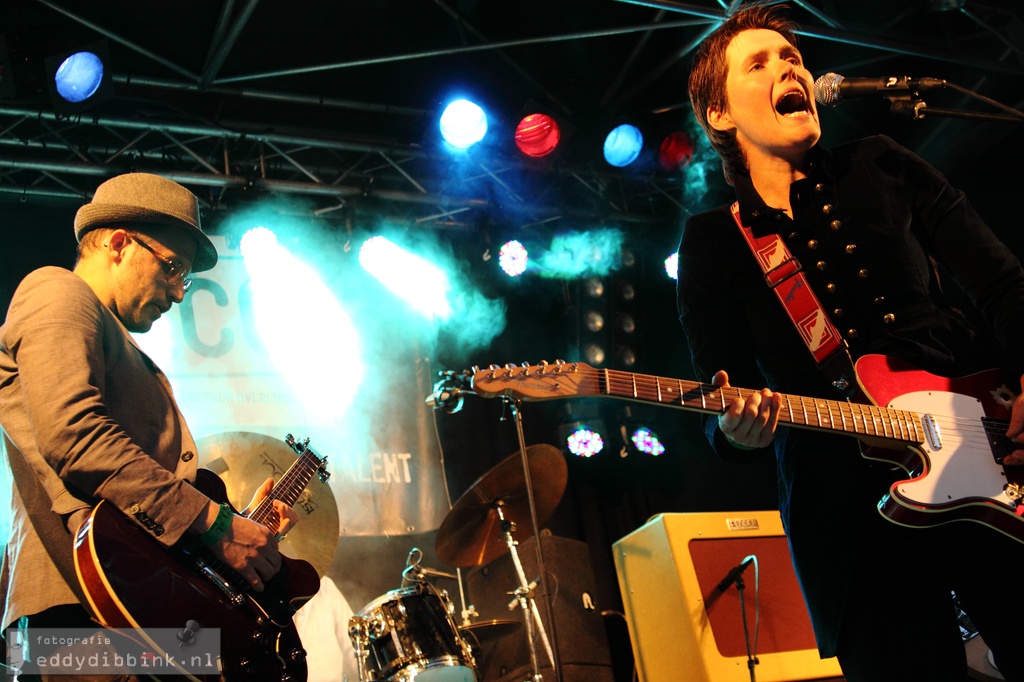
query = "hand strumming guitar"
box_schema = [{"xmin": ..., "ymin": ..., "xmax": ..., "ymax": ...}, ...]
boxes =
[
  {"xmin": 1003, "ymin": 374, "xmax": 1024, "ymax": 466},
  {"xmin": 188, "ymin": 477, "xmax": 300, "ymax": 592},
  {"xmin": 712, "ymin": 369, "xmax": 783, "ymax": 450}
]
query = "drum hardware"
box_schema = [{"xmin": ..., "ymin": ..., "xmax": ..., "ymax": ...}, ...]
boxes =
[
  {"xmin": 433, "ymin": 416, "xmax": 569, "ymax": 682},
  {"xmin": 403, "ymin": 547, "xmax": 459, "ymax": 587},
  {"xmin": 348, "ymin": 580, "xmax": 477, "ymax": 682},
  {"xmin": 426, "ymin": 380, "xmax": 567, "ymax": 680},
  {"xmin": 496, "ymin": 501, "xmax": 555, "ymax": 682}
]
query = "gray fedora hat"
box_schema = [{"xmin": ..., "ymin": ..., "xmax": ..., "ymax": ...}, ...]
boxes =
[{"xmin": 74, "ymin": 173, "xmax": 218, "ymax": 272}]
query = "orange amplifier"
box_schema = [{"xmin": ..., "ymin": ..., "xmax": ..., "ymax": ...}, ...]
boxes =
[{"xmin": 613, "ymin": 511, "xmax": 844, "ymax": 682}]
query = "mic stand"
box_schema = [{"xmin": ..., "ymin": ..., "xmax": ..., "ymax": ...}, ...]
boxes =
[
  {"xmin": 889, "ymin": 98, "xmax": 1023, "ymax": 122},
  {"xmin": 736, "ymin": 575, "xmax": 758, "ymax": 682},
  {"xmin": 887, "ymin": 83, "xmax": 1024, "ymax": 123},
  {"xmin": 497, "ymin": 504, "xmax": 552, "ymax": 682},
  {"xmin": 505, "ymin": 397, "xmax": 561, "ymax": 682}
]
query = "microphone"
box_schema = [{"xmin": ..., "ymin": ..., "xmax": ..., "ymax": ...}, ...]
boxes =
[
  {"xmin": 425, "ymin": 385, "xmax": 465, "ymax": 413},
  {"xmin": 704, "ymin": 556, "xmax": 755, "ymax": 610},
  {"xmin": 715, "ymin": 556, "xmax": 754, "ymax": 593},
  {"xmin": 814, "ymin": 72, "xmax": 946, "ymax": 107},
  {"xmin": 425, "ymin": 372, "xmax": 469, "ymax": 414}
]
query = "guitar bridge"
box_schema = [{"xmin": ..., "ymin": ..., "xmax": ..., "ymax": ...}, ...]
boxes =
[{"xmin": 192, "ymin": 554, "xmax": 245, "ymax": 606}]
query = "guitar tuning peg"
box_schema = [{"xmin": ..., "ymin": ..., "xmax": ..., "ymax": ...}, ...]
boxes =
[
  {"xmin": 553, "ymin": 359, "xmax": 566, "ymax": 372},
  {"xmin": 520, "ymin": 362, "xmax": 531, "ymax": 376},
  {"xmin": 471, "ymin": 365, "xmax": 480, "ymax": 374}
]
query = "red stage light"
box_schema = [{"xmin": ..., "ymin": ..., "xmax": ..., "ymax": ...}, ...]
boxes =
[
  {"xmin": 514, "ymin": 113, "xmax": 561, "ymax": 158},
  {"xmin": 658, "ymin": 131, "xmax": 694, "ymax": 171}
]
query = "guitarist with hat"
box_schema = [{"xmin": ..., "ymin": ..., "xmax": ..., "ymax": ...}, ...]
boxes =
[{"xmin": 0, "ymin": 173, "xmax": 300, "ymax": 680}]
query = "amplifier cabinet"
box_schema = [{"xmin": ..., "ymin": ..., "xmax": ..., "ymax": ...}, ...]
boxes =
[{"xmin": 613, "ymin": 511, "xmax": 843, "ymax": 682}]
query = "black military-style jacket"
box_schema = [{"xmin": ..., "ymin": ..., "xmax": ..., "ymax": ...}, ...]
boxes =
[{"xmin": 676, "ymin": 134, "xmax": 1024, "ymax": 655}]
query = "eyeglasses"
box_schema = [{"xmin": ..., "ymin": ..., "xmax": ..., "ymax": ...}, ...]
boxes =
[{"xmin": 131, "ymin": 235, "xmax": 194, "ymax": 292}]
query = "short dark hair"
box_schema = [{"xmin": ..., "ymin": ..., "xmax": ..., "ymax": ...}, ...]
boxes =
[{"xmin": 688, "ymin": 3, "xmax": 799, "ymax": 183}]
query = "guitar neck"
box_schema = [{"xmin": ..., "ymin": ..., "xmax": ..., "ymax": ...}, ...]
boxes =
[
  {"xmin": 473, "ymin": 364, "xmax": 923, "ymax": 445},
  {"xmin": 249, "ymin": 448, "xmax": 324, "ymax": 530}
]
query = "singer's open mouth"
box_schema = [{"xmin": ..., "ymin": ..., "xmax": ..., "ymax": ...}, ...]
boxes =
[{"xmin": 776, "ymin": 90, "xmax": 811, "ymax": 117}]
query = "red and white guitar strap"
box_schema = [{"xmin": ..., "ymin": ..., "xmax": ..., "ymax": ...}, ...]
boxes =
[{"xmin": 730, "ymin": 202, "xmax": 856, "ymax": 396}]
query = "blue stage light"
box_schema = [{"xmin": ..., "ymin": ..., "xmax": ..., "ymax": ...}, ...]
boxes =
[
  {"xmin": 54, "ymin": 51, "xmax": 105, "ymax": 103},
  {"xmin": 603, "ymin": 124, "xmax": 643, "ymax": 167},
  {"xmin": 439, "ymin": 99, "xmax": 488, "ymax": 149}
]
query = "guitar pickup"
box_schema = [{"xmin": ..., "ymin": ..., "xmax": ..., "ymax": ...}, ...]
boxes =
[{"xmin": 195, "ymin": 559, "xmax": 245, "ymax": 607}]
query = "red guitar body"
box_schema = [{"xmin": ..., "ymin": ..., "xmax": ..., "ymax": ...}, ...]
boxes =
[
  {"xmin": 854, "ymin": 354, "xmax": 1024, "ymax": 540},
  {"xmin": 74, "ymin": 469, "xmax": 320, "ymax": 681}
]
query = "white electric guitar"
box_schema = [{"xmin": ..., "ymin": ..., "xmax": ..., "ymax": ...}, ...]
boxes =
[{"xmin": 452, "ymin": 354, "xmax": 1024, "ymax": 544}]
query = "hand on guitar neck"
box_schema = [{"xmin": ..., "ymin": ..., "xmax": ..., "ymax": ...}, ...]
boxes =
[
  {"xmin": 189, "ymin": 476, "xmax": 300, "ymax": 592},
  {"xmin": 713, "ymin": 369, "xmax": 783, "ymax": 450},
  {"xmin": 1002, "ymin": 374, "xmax": 1024, "ymax": 466}
]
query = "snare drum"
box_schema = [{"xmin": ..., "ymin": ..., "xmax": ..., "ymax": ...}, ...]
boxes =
[{"xmin": 349, "ymin": 585, "xmax": 476, "ymax": 682}]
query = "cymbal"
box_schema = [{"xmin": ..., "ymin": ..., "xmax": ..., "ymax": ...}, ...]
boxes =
[
  {"xmin": 459, "ymin": 619, "xmax": 522, "ymax": 644},
  {"xmin": 434, "ymin": 444, "xmax": 567, "ymax": 568},
  {"xmin": 196, "ymin": 431, "xmax": 339, "ymax": 577}
]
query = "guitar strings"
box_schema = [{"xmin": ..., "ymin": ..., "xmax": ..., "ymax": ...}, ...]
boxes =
[
  {"xmin": 249, "ymin": 449, "xmax": 323, "ymax": 529},
  {"xmin": 571, "ymin": 366, "xmax": 1016, "ymax": 455}
]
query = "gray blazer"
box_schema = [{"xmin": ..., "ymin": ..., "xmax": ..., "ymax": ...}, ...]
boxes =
[{"xmin": 0, "ymin": 267, "xmax": 210, "ymax": 628}]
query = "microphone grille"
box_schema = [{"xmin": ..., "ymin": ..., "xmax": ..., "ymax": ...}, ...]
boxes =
[{"xmin": 813, "ymin": 72, "xmax": 842, "ymax": 107}]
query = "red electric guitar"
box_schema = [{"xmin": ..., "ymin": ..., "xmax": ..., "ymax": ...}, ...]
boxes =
[
  {"xmin": 73, "ymin": 434, "xmax": 328, "ymax": 681},
  {"xmin": 461, "ymin": 354, "xmax": 1024, "ymax": 544}
]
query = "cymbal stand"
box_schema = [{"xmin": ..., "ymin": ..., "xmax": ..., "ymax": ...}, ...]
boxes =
[
  {"xmin": 496, "ymin": 502, "xmax": 553, "ymax": 682},
  {"xmin": 505, "ymin": 396, "xmax": 561, "ymax": 682}
]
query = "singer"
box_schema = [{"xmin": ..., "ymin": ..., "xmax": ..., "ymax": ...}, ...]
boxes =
[{"xmin": 679, "ymin": 4, "xmax": 1024, "ymax": 682}]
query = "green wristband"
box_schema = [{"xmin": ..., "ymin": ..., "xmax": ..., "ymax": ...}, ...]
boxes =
[{"xmin": 200, "ymin": 503, "xmax": 233, "ymax": 546}]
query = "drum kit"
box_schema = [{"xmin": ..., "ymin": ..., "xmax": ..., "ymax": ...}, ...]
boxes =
[{"xmin": 347, "ymin": 444, "xmax": 569, "ymax": 682}]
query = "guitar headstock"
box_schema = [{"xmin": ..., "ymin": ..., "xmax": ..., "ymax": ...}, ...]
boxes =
[
  {"xmin": 470, "ymin": 360, "xmax": 598, "ymax": 401},
  {"xmin": 285, "ymin": 434, "xmax": 330, "ymax": 483}
]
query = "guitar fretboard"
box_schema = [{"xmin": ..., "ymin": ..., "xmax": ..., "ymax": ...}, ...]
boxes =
[
  {"xmin": 249, "ymin": 448, "xmax": 325, "ymax": 531},
  {"xmin": 581, "ymin": 367, "xmax": 923, "ymax": 443}
]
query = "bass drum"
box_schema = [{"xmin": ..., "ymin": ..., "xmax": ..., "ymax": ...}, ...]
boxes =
[{"xmin": 349, "ymin": 585, "xmax": 476, "ymax": 682}]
